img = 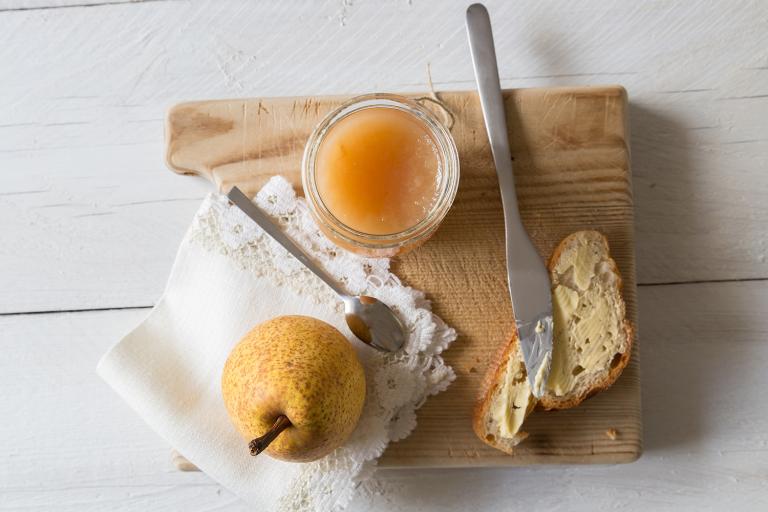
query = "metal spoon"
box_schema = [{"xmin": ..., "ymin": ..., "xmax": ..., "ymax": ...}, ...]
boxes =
[{"xmin": 227, "ymin": 186, "xmax": 406, "ymax": 352}]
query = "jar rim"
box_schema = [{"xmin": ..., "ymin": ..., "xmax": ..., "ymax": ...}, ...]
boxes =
[{"xmin": 301, "ymin": 93, "xmax": 460, "ymax": 252}]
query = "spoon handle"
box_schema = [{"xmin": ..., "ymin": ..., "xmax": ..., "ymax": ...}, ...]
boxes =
[{"xmin": 227, "ymin": 186, "xmax": 346, "ymax": 297}]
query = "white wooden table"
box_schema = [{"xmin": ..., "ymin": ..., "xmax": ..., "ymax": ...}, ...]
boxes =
[{"xmin": 1, "ymin": 1, "xmax": 767, "ymax": 510}]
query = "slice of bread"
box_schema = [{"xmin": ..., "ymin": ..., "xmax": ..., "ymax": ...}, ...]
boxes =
[
  {"xmin": 472, "ymin": 230, "xmax": 633, "ymax": 450},
  {"xmin": 539, "ymin": 231, "xmax": 633, "ymax": 410},
  {"xmin": 472, "ymin": 330, "xmax": 536, "ymax": 454}
]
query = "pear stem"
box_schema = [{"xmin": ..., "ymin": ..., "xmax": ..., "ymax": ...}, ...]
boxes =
[{"xmin": 249, "ymin": 415, "xmax": 291, "ymax": 456}]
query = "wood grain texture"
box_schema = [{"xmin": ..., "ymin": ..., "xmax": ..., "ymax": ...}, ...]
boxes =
[{"xmin": 165, "ymin": 86, "xmax": 641, "ymax": 467}]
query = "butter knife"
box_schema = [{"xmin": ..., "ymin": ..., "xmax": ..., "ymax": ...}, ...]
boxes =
[{"xmin": 466, "ymin": 3, "xmax": 553, "ymax": 397}]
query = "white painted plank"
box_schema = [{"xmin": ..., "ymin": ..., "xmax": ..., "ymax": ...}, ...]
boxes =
[
  {"xmin": 0, "ymin": 1, "xmax": 766, "ymax": 304},
  {"xmin": 1, "ymin": 281, "xmax": 767, "ymax": 510},
  {"xmin": 0, "ymin": 0, "xmax": 159, "ymax": 11},
  {"xmin": 0, "ymin": 307, "xmax": 248, "ymax": 512}
]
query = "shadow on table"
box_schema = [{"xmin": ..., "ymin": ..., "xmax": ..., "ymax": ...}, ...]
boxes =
[
  {"xmin": 629, "ymin": 104, "xmax": 745, "ymax": 454},
  {"xmin": 637, "ymin": 280, "xmax": 762, "ymax": 456}
]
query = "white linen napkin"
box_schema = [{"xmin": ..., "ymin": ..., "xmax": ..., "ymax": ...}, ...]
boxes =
[{"xmin": 97, "ymin": 176, "xmax": 456, "ymax": 511}]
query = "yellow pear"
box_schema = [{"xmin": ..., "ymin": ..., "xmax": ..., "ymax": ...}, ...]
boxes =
[{"xmin": 221, "ymin": 315, "xmax": 366, "ymax": 462}]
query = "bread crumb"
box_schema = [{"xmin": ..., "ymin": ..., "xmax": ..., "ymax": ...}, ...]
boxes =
[
  {"xmin": 468, "ymin": 366, "xmax": 477, "ymax": 373},
  {"xmin": 605, "ymin": 428, "xmax": 618, "ymax": 440}
]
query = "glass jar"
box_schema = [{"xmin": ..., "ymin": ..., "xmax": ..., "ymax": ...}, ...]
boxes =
[{"xmin": 301, "ymin": 93, "xmax": 460, "ymax": 257}]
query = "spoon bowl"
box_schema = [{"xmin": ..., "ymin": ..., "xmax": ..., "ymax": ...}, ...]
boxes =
[{"xmin": 343, "ymin": 295, "xmax": 407, "ymax": 352}]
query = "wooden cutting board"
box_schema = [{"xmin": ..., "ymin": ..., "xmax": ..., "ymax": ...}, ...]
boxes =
[{"xmin": 165, "ymin": 86, "xmax": 641, "ymax": 467}]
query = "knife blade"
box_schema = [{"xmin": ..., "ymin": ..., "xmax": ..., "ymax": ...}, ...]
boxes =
[{"xmin": 466, "ymin": 3, "xmax": 553, "ymax": 397}]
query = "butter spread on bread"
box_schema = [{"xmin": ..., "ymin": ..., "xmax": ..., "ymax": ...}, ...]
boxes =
[
  {"xmin": 490, "ymin": 349, "xmax": 534, "ymax": 439},
  {"xmin": 473, "ymin": 231, "xmax": 633, "ymax": 453},
  {"xmin": 539, "ymin": 230, "xmax": 633, "ymax": 410},
  {"xmin": 473, "ymin": 332, "xmax": 535, "ymax": 451}
]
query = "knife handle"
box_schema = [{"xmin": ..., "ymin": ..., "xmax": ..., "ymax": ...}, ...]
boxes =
[
  {"xmin": 465, "ymin": 3, "xmax": 522, "ymax": 230},
  {"xmin": 467, "ymin": 3, "xmax": 553, "ymax": 326}
]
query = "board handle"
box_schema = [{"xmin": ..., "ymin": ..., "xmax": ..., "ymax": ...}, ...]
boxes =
[{"xmin": 164, "ymin": 99, "xmax": 313, "ymax": 196}]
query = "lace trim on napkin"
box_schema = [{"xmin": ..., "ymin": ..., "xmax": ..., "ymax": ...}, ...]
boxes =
[{"xmin": 188, "ymin": 177, "xmax": 456, "ymax": 512}]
